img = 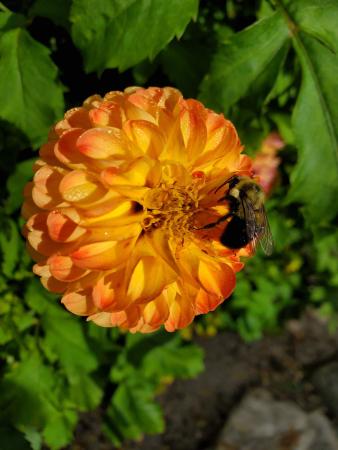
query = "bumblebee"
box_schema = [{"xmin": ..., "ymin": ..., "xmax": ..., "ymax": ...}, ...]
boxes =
[{"xmin": 204, "ymin": 176, "xmax": 273, "ymax": 255}]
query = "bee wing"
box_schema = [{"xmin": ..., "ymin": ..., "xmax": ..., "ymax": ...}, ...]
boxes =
[
  {"xmin": 240, "ymin": 195, "xmax": 259, "ymax": 253},
  {"xmin": 258, "ymin": 204, "xmax": 274, "ymax": 255},
  {"xmin": 241, "ymin": 197, "xmax": 274, "ymax": 256}
]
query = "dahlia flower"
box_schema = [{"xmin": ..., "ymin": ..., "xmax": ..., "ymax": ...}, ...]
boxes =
[{"xmin": 23, "ymin": 87, "xmax": 255, "ymax": 333}]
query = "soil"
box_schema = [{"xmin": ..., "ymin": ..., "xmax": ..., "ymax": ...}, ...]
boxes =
[{"xmin": 67, "ymin": 310, "xmax": 338, "ymax": 450}]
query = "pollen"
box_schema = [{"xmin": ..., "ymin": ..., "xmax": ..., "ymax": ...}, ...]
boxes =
[{"xmin": 142, "ymin": 179, "xmax": 200, "ymax": 240}]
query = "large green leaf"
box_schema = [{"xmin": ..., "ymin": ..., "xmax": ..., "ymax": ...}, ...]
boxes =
[
  {"xmin": 104, "ymin": 377, "xmax": 164, "ymax": 446},
  {"xmin": 0, "ymin": 354, "xmax": 77, "ymax": 449},
  {"xmin": 0, "ymin": 12, "xmax": 64, "ymax": 147},
  {"xmin": 70, "ymin": 0, "xmax": 198, "ymax": 72},
  {"xmin": 199, "ymin": 12, "xmax": 289, "ymax": 113},
  {"xmin": 142, "ymin": 344, "xmax": 204, "ymax": 379},
  {"xmin": 25, "ymin": 280, "xmax": 98, "ymax": 377},
  {"xmin": 281, "ymin": 0, "xmax": 338, "ymax": 222}
]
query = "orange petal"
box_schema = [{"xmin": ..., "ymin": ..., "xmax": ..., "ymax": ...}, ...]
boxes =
[
  {"xmin": 76, "ymin": 127, "xmax": 129, "ymax": 159},
  {"xmin": 89, "ymin": 101, "xmax": 122, "ymax": 128},
  {"xmin": 198, "ymin": 260, "xmax": 236, "ymax": 299},
  {"xmin": 195, "ymin": 288, "xmax": 225, "ymax": 315},
  {"xmin": 164, "ymin": 283, "xmax": 195, "ymax": 332},
  {"xmin": 142, "ymin": 296, "xmax": 169, "ymax": 328},
  {"xmin": 59, "ymin": 170, "xmax": 106, "ymax": 203},
  {"xmin": 180, "ymin": 99, "xmax": 207, "ymax": 159},
  {"xmin": 28, "ymin": 229, "xmax": 77, "ymax": 256},
  {"xmin": 71, "ymin": 239, "xmax": 135, "ymax": 270},
  {"xmin": 41, "ymin": 276, "xmax": 69, "ymax": 293},
  {"xmin": 126, "ymin": 255, "xmax": 176, "ymax": 303},
  {"xmin": 92, "ymin": 270, "xmax": 128, "ymax": 311},
  {"xmin": 47, "ymin": 210, "xmax": 87, "ymax": 242},
  {"xmin": 64, "ymin": 107, "xmax": 92, "ymax": 129},
  {"xmin": 32, "ymin": 165, "xmax": 66, "ymax": 209},
  {"xmin": 54, "ymin": 128, "xmax": 88, "ymax": 166},
  {"xmin": 62, "ymin": 289, "xmax": 97, "ymax": 316},
  {"xmin": 48, "ymin": 255, "xmax": 88, "ymax": 282},
  {"xmin": 123, "ymin": 120, "xmax": 164, "ymax": 158}
]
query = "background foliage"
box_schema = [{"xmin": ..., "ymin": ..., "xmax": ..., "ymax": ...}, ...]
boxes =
[{"xmin": 0, "ymin": 0, "xmax": 337, "ymax": 448}]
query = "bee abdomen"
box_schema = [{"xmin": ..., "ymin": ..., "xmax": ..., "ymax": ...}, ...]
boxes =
[{"xmin": 220, "ymin": 216, "xmax": 250, "ymax": 249}]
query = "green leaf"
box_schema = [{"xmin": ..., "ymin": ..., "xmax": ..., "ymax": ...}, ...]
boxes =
[
  {"xmin": 142, "ymin": 344, "xmax": 204, "ymax": 380},
  {"xmin": 25, "ymin": 278, "xmax": 53, "ymax": 314},
  {"xmin": 104, "ymin": 377, "xmax": 164, "ymax": 446},
  {"xmin": 70, "ymin": 0, "xmax": 198, "ymax": 72},
  {"xmin": 43, "ymin": 409, "xmax": 77, "ymax": 450},
  {"xmin": 160, "ymin": 39, "xmax": 211, "ymax": 97},
  {"xmin": 199, "ymin": 12, "xmax": 289, "ymax": 113},
  {"xmin": 29, "ymin": 0, "xmax": 70, "ymax": 28},
  {"xmin": 25, "ymin": 279, "xmax": 98, "ymax": 376},
  {"xmin": 21, "ymin": 426, "xmax": 42, "ymax": 450},
  {"xmin": 281, "ymin": 0, "xmax": 338, "ymax": 222},
  {"xmin": 0, "ymin": 426, "xmax": 31, "ymax": 450},
  {"xmin": 5, "ymin": 158, "xmax": 34, "ymax": 213},
  {"xmin": 0, "ymin": 353, "xmax": 77, "ymax": 449},
  {"xmin": 0, "ymin": 12, "xmax": 64, "ymax": 147},
  {"xmin": 68, "ymin": 372, "xmax": 103, "ymax": 411},
  {"xmin": 41, "ymin": 302, "xmax": 98, "ymax": 375},
  {"xmin": 0, "ymin": 218, "xmax": 20, "ymax": 278}
]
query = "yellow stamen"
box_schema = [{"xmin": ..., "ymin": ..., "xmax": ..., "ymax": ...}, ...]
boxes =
[{"xmin": 142, "ymin": 180, "xmax": 200, "ymax": 242}]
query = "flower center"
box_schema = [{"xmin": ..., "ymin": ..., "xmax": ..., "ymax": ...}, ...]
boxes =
[{"xmin": 142, "ymin": 181, "xmax": 200, "ymax": 239}]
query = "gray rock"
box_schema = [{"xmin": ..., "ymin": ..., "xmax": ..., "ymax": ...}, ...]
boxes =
[
  {"xmin": 313, "ymin": 362, "xmax": 338, "ymax": 418},
  {"xmin": 216, "ymin": 389, "xmax": 338, "ymax": 450}
]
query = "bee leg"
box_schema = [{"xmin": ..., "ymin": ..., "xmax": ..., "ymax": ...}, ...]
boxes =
[
  {"xmin": 215, "ymin": 175, "xmax": 237, "ymax": 194},
  {"xmin": 200, "ymin": 213, "xmax": 233, "ymax": 230}
]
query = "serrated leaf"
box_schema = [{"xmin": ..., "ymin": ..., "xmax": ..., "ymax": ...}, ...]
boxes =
[
  {"xmin": 199, "ymin": 12, "xmax": 289, "ymax": 113},
  {"xmin": 104, "ymin": 377, "xmax": 164, "ymax": 446},
  {"xmin": 70, "ymin": 0, "xmax": 198, "ymax": 72},
  {"xmin": 25, "ymin": 279, "xmax": 98, "ymax": 376},
  {"xmin": 282, "ymin": 0, "xmax": 338, "ymax": 222},
  {"xmin": 41, "ymin": 302, "xmax": 98, "ymax": 375},
  {"xmin": 0, "ymin": 12, "xmax": 64, "ymax": 147},
  {"xmin": 0, "ymin": 354, "xmax": 77, "ymax": 449},
  {"xmin": 68, "ymin": 372, "xmax": 103, "ymax": 411}
]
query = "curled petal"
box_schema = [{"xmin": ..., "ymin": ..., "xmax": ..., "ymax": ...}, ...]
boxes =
[
  {"xmin": 123, "ymin": 120, "xmax": 164, "ymax": 158},
  {"xmin": 54, "ymin": 128, "xmax": 87, "ymax": 167},
  {"xmin": 92, "ymin": 270, "xmax": 128, "ymax": 311},
  {"xmin": 48, "ymin": 255, "xmax": 88, "ymax": 282},
  {"xmin": 62, "ymin": 289, "xmax": 97, "ymax": 316},
  {"xmin": 164, "ymin": 283, "xmax": 195, "ymax": 332},
  {"xmin": 71, "ymin": 239, "xmax": 135, "ymax": 270},
  {"xmin": 59, "ymin": 170, "xmax": 106, "ymax": 204},
  {"xmin": 77, "ymin": 127, "xmax": 129, "ymax": 159},
  {"xmin": 198, "ymin": 260, "xmax": 236, "ymax": 299},
  {"xmin": 142, "ymin": 296, "xmax": 169, "ymax": 329},
  {"xmin": 47, "ymin": 210, "xmax": 87, "ymax": 242},
  {"xmin": 126, "ymin": 255, "xmax": 176, "ymax": 303},
  {"xmin": 195, "ymin": 288, "xmax": 225, "ymax": 315}
]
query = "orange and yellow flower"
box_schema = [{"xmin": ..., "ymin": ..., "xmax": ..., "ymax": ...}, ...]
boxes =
[{"xmin": 22, "ymin": 86, "xmax": 254, "ymax": 333}]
